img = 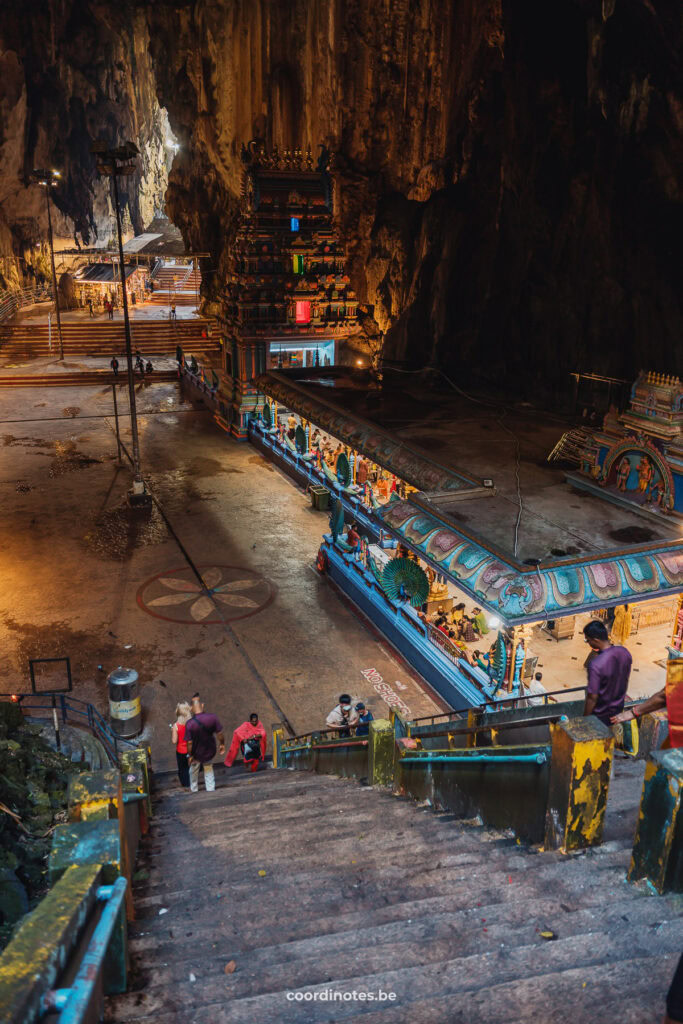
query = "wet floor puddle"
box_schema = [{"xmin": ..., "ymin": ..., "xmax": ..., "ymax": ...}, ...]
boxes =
[
  {"xmin": 248, "ymin": 455, "xmax": 274, "ymax": 471},
  {"xmin": 3, "ymin": 435, "xmax": 108, "ymax": 476},
  {"xmin": 83, "ymin": 500, "xmax": 170, "ymax": 561}
]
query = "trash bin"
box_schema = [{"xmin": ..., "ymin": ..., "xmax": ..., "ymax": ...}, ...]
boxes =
[
  {"xmin": 310, "ymin": 485, "xmax": 330, "ymax": 511},
  {"xmin": 107, "ymin": 666, "xmax": 142, "ymax": 738}
]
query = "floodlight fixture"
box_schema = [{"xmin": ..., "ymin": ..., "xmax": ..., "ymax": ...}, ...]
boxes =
[{"xmin": 29, "ymin": 168, "xmax": 63, "ymax": 358}]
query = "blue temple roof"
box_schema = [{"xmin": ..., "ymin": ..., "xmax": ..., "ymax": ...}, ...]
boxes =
[
  {"xmin": 378, "ymin": 497, "xmax": 683, "ymax": 626},
  {"xmin": 255, "ymin": 369, "xmax": 683, "ymax": 626}
]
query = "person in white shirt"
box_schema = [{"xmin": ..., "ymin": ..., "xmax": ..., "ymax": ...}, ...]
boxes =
[{"xmin": 326, "ymin": 693, "xmax": 360, "ymax": 737}]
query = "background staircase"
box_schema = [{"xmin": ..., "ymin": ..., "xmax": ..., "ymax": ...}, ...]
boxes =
[
  {"xmin": 0, "ymin": 319, "xmax": 219, "ymax": 359},
  {"xmin": 0, "ymin": 369, "xmax": 177, "ymax": 387},
  {"xmin": 149, "ymin": 263, "xmax": 201, "ymax": 305},
  {"xmin": 25, "ymin": 719, "xmax": 110, "ymax": 771},
  {"xmin": 104, "ymin": 763, "xmax": 680, "ymax": 1024}
]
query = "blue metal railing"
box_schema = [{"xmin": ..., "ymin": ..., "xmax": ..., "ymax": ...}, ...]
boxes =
[
  {"xmin": 6, "ymin": 692, "xmax": 137, "ymax": 767},
  {"xmin": 40, "ymin": 877, "xmax": 128, "ymax": 1022},
  {"xmin": 401, "ymin": 752, "xmax": 548, "ymax": 765}
]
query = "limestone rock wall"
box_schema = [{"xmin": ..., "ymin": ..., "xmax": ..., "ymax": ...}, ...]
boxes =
[
  {"xmin": 0, "ymin": 0, "xmax": 169, "ymax": 290},
  {"xmin": 148, "ymin": 0, "xmax": 681, "ymax": 393},
  {"xmin": 0, "ymin": 0, "xmax": 680, "ymax": 392}
]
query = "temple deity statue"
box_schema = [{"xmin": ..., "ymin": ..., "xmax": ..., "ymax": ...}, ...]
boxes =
[
  {"xmin": 616, "ymin": 455, "xmax": 631, "ymax": 491},
  {"xmin": 636, "ymin": 455, "xmax": 653, "ymax": 493}
]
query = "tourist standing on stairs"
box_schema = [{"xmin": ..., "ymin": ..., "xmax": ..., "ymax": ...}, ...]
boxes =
[
  {"xmin": 326, "ymin": 694, "xmax": 359, "ymax": 737},
  {"xmin": 354, "ymin": 703, "xmax": 374, "ymax": 736},
  {"xmin": 186, "ymin": 694, "xmax": 225, "ymax": 792},
  {"xmin": 582, "ymin": 619, "xmax": 632, "ymax": 726},
  {"xmin": 110, "ymin": 355, "xmax": 119, "ymax": 377},
  {"xmin": 224, "ymin": 713, "xmax": 267, "ymax": 772},
  {"xmin": 171, "ymin": 701, "xmax": 192, "ymax": 788}
]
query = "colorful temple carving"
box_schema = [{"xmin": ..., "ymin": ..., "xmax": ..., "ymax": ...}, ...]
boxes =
[
  {"xmin": 218, "ymin": 143, "xmax": 361, "ymax": 437},
  {"xmin": 566, "ymin": 371, "xmax": 683, "ymax": 519}
]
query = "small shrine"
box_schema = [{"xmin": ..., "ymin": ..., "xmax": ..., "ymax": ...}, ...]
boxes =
[
  {"xmin": 566, "ymin": 371, "xmax": 683, "ymax": 519},
  {"xmin": 218, "ymin": 142, "xmax": 360, "ymax": 438},
  {"xmin": 72, "ymin": 261, "xmax": 148, "ymax": 311}
]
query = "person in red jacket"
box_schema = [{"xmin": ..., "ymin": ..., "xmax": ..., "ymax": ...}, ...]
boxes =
[{"xmin": 224, "ymin": 713, "xmax": 267, "ymax": 772}]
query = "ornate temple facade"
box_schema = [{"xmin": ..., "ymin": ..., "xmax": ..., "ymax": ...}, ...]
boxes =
[
  {"xmin": 218, "ymin": 144, "xmax": 360, "ymax": 438},
  {"xmin": 566, "ymin": 371, "xmax": 683, "ymax": 518}
]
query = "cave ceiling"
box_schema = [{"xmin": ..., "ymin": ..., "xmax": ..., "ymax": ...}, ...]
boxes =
[{"xmin": 0, "ymin": 0, "xmax": 680, "ymax": 394}]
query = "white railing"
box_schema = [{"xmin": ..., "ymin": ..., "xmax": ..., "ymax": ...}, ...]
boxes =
[{"xmin": 0, "ymin": 285, "xmax": 53, "ymax": 323}]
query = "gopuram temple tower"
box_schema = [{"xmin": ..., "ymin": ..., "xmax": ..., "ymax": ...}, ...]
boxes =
[{"xmin": 219, "ymin": 143, "xmax": 360, "ymax": 438}]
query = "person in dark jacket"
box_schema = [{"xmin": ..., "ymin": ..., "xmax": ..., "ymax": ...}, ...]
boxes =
[{"xmin": 354, "ymin": 703, "xmax": 374, "ymax": 736}]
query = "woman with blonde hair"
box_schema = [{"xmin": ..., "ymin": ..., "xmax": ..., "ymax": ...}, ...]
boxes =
[{"xmin": 171, "ymin": 701, "xmax": 192, "ymax": 789}]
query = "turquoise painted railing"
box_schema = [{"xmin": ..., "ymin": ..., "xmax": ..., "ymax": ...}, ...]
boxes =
[
  {"xmin": 41, "ymin": 877, "xmax": 128, "ymax": 1023},
  {"xmin": 400, "ymin": 751, "xmax": 548, "ymax": 765},
  {"xmin": 0, "ymin": 864, "xmax": 129, "ymax": 1024}
]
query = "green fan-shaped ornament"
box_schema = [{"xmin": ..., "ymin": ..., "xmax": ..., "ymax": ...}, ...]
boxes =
[
  {"xmin": 262, "ymin": 403, "xmax": 272, "ymax": 428},
  {"xmin": 329, "ymin": 496, "xmax": 345, "ymax": 541},
  {"xmin": 492, "ymin": 632, "xmax": 507, "ymax": 684},
  {"xmin": 336, "ymin": 452, "xmax": 351, "ymax": 486},
  {"xmin": 381, "ymin": 558, "xmax": 429, "ymax": 608},
  {"xmin": 295, "ymin": 424, "xmax": 307, "ymax": 453}
]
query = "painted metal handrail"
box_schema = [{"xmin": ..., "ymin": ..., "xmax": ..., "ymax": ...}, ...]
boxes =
[
  {"xmin": 282, "ymin": 726, "xmax": 361, "ymax": 747},
  {"xmin": 416, "ymin": 713, "xmax": 568, "ymax": 742},
  {"xmin": 401, "ymin": 752, "xmax": 548, "ymax": 765},
  {"xmin": 284, "ymin": 739, "xmax": 369, "ymax": 754},
  {"xmin": 6, "ymin": 692, "xmax": 137, "ymax": 767},
  {"xmin": 41, "ymin": 877, "xmax": 128, "ymax": 1022},
  {"xmin": 408, "ymin": 685, "xmax": 588, "ymax": 727}
]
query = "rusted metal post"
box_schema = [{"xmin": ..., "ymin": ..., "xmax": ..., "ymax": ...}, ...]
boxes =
[{"xmin": 111, "ymin": 383, "xmax": 122, "ymax": 463}]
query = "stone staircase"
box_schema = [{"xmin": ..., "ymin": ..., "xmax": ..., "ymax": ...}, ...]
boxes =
[
  {"xmin": 104, "ymin": 762, "xmax": 681, "ymax": 1024},
  {"xmin": 0, "ymin": 319, "xmax": 218, "ymax": 359},
  {"xmin": 0, "ymin": 369, "xmax": 177, "ymax": 388},
  {"xmin": 149, "ymin": 264, "xmax": 200, "ymax": 306},
  {"xmin": 26, "ymin": 719, "xmax": 111, "ymax": 771},
  {"xmin": 153, "ymin": 266, "xmax": 191, "ymax": 289}
]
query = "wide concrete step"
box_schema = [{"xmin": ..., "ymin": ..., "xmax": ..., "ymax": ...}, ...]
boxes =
[
  {"xmin": 0, "ymin": 371, "xmax": 176, "ymax": 387},
  {"xmin": 108, "ymin": 938, "xmax": 680, "ymax": 1023},
  {"xmin": 127, "ymin": 847, "xmax": 636, "ymax": 946},
  {"xmin": 129, "ymin": 884, "xmax": 666, "ymax": 971},
  {"xmin": 126, "ymin": 893, "xmax": 673, "ymax": 997},
  {"xmin": 355, "ymin": 957, "xmax": 676, "ymax": 1024}
]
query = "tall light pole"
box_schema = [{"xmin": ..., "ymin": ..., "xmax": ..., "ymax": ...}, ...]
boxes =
[
  {"xmin": 91, "ymin": 140, "xmax": 149, "ymax": 504},
  {"xmin": 31, "ymin": 169, "xmax": 64, "ymax": 360}
]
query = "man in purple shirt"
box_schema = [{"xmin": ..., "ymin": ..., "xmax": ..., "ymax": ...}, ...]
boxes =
[
  {"xmin": 186, "ymin": 694, "xmax": 225, "ymax": 793},
  {"xmin": 582, "ymin": 620, "xmax": 632, "ymax": 725}
]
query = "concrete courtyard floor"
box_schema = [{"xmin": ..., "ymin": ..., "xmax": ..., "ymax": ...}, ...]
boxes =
[
  {"xmin": 12, "ymin": 299, "xmax": 201, "ymax": 325},
  {"xmin": 0, "ymin": 378, "xmax": 443, "ymax": 771}
]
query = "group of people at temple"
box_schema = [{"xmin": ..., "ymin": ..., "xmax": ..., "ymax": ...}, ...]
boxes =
[
  {"xmin": 171, "ymin": 694, "xmax": 267, "ymax": 791},
  {"xmin": 275, "ymin": 417, "xmax": 409, "ymax": 503}
]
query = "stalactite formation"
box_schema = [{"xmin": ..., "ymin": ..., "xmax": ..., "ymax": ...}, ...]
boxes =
[{"xmin": 0, "ymin": 0, "xmax": 680, "ymax": 394}]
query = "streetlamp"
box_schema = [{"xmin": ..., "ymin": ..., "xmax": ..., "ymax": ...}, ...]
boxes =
[
  {"xmin": 90, "ymin": 140, "xmax": 149, "ymax": 504},
  {"xmin": 31, "ymin": 169, "xmax": 64, "ymax": 360}
]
